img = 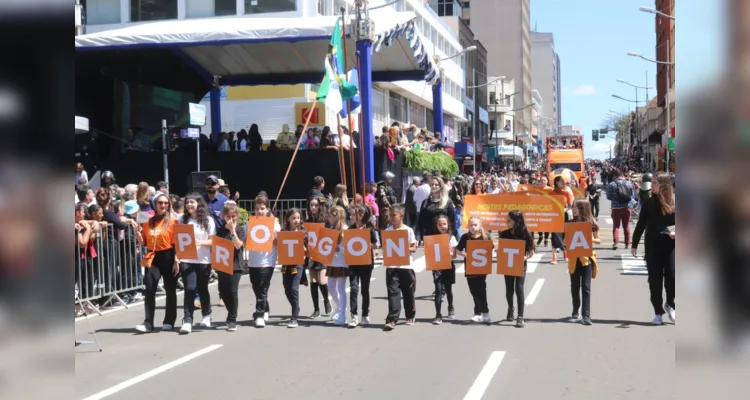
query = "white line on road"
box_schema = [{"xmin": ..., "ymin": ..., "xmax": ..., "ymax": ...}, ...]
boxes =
[
  {"xmin": 463, "ymin": 351, "xmax": 506, "ymax": 400},
  {"xmin": 620, "ymin": 254, "xmax": 648, "ymax": 275},
  {"xmin": 524, "ymin": 279, "xmax": 545, "ymax": 305},
  {"xmin": 606, "ymin": 218, "xmax": 613, "ymax": 225},
  {"xmin": 526, "ymin": 253, "xmax": 544, "ymax": 274},
  {"xmin": 81, "ymin": 344, "xmax": 223, "ymax": 400}
]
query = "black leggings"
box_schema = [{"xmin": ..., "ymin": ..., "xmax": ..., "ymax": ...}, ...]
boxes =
[
  {"xmin": 180, "ymin": 262, "xmax": 212, "ymax": 323},
  {"xmin": 466, "ymin": 275, "xmax": 489, "ymax": 314},
  {"xmin": 646, "ymin": 244, "xmax": 675, "ymax": 315},
  {"xmin": 218, "ymin": 270, "xmax": 242, "ymax": 323},
  {"xmin": 143, "ymin": 250, "xmax": 177, "ymax": 326},
  {"xmin": 589, "ymin": 199, "xmax": 600, "ymax": 218},
  {"xmin": 504, "ymin": 266, "xmax": 527, "ymax": 316},
  {"xmin": 433, "ymin": 269, "xmax": 455, "ymax": 316},
  {"xmin": 349, "ymin": 265, "xmax": 373, "ymax": 318}
]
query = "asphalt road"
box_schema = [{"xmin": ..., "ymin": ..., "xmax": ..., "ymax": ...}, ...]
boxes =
[{"xmin": 75, "ymin": 198, "xmax": 674, "ymax": 400}]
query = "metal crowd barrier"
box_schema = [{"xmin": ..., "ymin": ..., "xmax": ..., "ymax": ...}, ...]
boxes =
[
  {"xmin": 75, "ymin": 223, "xmax": 144, "ymax": 316},
  {"xmin": 237, "ymin": 198, "xmax": 308, "ymax": 219}
]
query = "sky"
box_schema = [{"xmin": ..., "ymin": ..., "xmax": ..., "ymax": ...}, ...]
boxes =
[{"xmin": 530, "ymin": 0, "xmax": 722, "ymax": 160}]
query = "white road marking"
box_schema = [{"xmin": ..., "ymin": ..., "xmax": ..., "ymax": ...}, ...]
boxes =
[
  {"xmin": 463, "ymin": 351, "xmax": 506, "ymax": 400},
  {"xmin": 524, "ymin": 279, "xmax": 545, "ymax": 305},
  {"xmin": 410, "ymin": 254, "xmax": 427, "ymax": 273},
  {"xmin": 620, "ymin": 254, "xmax": 648, "ymax": 275},
  {"xmin": 81, "ymin": 344, "xmax": 223, "ymax": 400},
  {"xmin": 526, "ymin": 253, "xmax": 544, "ymax": 274},
  {"xmin": 606, "ymin": 218, "xmax": 613, "ymax": 225}
]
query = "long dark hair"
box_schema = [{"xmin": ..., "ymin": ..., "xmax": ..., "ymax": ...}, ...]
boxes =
[
  {"xmin": 283, "ymin": 208, "xmax": 303, "ymax": 231},
  {"xmin": 182, "ymin": 193, "xmax": 211, "ymax": 232},
  {"xmin": 350, "ymin": 204, "xmax": 373, "ymax": 229},
  {"xmin": 507, "ymin": 210, "xmax": 535, "ymax": 255},
  {"xmin": 248, "ymin": 124, "xmax": 263, "ymax": 150},
  {"xmin": 306, "ymin": 195, "xmax": 329, "ymax": 223},
  {"xmin": 653, "ymin": 172, "xmax": 675, "ymax": 215}
]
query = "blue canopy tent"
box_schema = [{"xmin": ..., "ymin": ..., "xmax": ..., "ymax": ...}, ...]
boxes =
[{"xmin": 75, "ymin": 9, "xmax": 445, "ymax": 183}]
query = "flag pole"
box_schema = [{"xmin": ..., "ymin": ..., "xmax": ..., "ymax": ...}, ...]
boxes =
[
  {"xmin": 356, "ymin": 51, "xmax": 366, "ymax": 198},
  {"xmin": 340, "ymin": 7, "xmax": 357, "ymax": 199},
  {"xmin": 273, "ymin": 98, "xmax": 320, "ymax": 212},
  {"xmin": 336, "ymin": 114, "xmax": 348, "ymax": 190}
]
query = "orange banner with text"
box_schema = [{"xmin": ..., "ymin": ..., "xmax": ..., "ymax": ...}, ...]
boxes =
[
  {"xmin": 211, "ymin": 236, "xmax": 234, "ymax": 275},
  {"xmin": 173, "ymin": 224, "xmax": 198, "ymax": 260},
  {"xmin": 277, "ymin": 231, "xmax": 306, "ymax": 265},
  {"xmin": 381, "ymin": 229, "xmax": 411, "ymax": 267},
  {"xmin": 311, "ymin": 227, "xmax": 339, "ymax": 265},
  {"xmin": 496, "ymin": 239, "xmax": 525, "ymax": 277},
  {"xmin": 565, "ymin": 222, "xmax": 593, "ymax": 258},
  {"xmin": 462, "ymin": 194, "xmax": 566, "ymax": 232},
  {"xmin": 246, "ymin": 216, "xmax": 276, "ymax": 252},
  {"xmin": 465, "ymin": 240, "xmax": 494, "ymax": 275},
  {"xmin": 343, "ymin": 229, "xmax": 373, "ymax": 266},
  {"xmin": 304, "ymin": 223, "xmax": 324, "ymax": 261},
  {"xmin": 424, "ymin": 234, "xmax": 452, "ymax": 271}
]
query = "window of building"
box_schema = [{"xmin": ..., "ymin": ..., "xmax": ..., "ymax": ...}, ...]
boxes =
[
  {"xmin": 430, "ymin": 25, "xmax": 438, "ymax": 45},
  {"xmin": 463, "ymin": 1, "xmax": 470, "ymax": 7},
  {"xmin": 489, "ymin": 120, "xmax": 495, "ymax": 132},
  {"xmin": 86, "ymin": 0, "xmax": 121, "ymax": 25},
  {"xmin": 489, "ymin": 92, "xmax": 496, "ymax": 104},
  {"xmin": 186, "ymin": 0, "xmax": 236, "ymax": 18},
  {"xmin": 244, "ymin": 0, "xmax": 296, "ymax": 14},
  {"xmin": 410, "ymin": 100, "xmax": 426, "ymax": 128},
  {"xmin": 465, "ymin": 18, "xmax": 470, "ymax": 26},
  {"xmin": 438, "ymin": 36, "xmax": 445, "ymax": 56},
  {"xmin": 373, "ymin": 88, "xmax": 386, "ymax": 132},
  {"xmin": 131, "ymin": 0, "xmax": 177, "ymax": 22},
  {"xmin": 389, "ymin": 91, "xmax": 406, "ymax": 123}
]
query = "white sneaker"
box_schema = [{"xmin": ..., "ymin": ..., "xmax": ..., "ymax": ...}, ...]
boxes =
[
  {"xmin": 663, "ymin": 303, "xmax": 675, "ymax": 322},
  {"xmin": 348, "ymin": 316, "xmax": 359, "ymax": 328},
  {"xmin": 651, "ymin": 315, "xmax": 663, "ymax": 325},
  {"xmin": 162, "ymin": 324, "xmax": 174, "ymax": 331},
  {"xmin": 470, "ymin": 315, "xmax": 483, "ymax": 323},
  {"xmin": 482, "ymin": 313, "xmax": 492, "ymax": 324},
  {"xmin": 199, "ymin": 315, "xmax": 212, "ymax": 328},
  {"xmin": 255, "ymin": 317, "xmax": 266, "ymax": 328},
  {"xmin": 263, "ymin": 312, "xmax": 269, "ymax": 322},
  {"xmin": 179, "ymin": 322, "xmax": 192, "ymax": 334},
  {"xmin": 361, "ymin": 316, "xmax": 370, "ymax": 325}
]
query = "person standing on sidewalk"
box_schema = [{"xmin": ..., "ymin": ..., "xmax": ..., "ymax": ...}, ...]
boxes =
[
  {"xmin": 631, "ymin": 173, "xmax": 675, "ymax": 325},
  {"xmin": 605, "ymin": 169, "xmax": 635, "ymax": 250}
]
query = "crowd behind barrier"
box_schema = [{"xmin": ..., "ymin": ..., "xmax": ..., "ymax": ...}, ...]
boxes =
[{"xmin": 76, "ymin": 224, "xmax": 144, "ymax": 315}]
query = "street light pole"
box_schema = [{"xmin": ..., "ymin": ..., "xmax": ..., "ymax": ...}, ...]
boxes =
[
  {"xmin": 472, "ymin": 67, "xmax": 477, "ymax": 175},
  {"xmin": 665, "ymin": 39, "xmax": 671, "ymax": 172}
]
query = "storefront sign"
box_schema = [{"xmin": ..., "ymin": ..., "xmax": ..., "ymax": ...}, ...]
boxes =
[{"xmin": 294, "ymin": 102, "xmax": 326, "ymax": 127}]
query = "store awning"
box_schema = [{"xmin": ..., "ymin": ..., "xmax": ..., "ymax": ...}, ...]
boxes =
[{"xmin": 75, "ymin": 10, "xmax": 439, "ymax": 87}]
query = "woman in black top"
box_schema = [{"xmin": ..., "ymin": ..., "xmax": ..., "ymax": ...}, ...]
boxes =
[
  {"xmin": 417, "ymin": 177, "xmax": 457, "ymax": 239},
  {"xmin": 499, "ymin": 210, "xmax": 536, "ymax": 328},
  {"xmin": 216, "ymin": 202, "xmax": 247, "ymax": 332},
  {"xmin": 347, "ymin": 205, "xmax": 379, "ymax": 327},
  {"xmin": 631, "ymin": 172, "xmax": 675, "ymax": 325},
  {"xmin": 585, "ymin": 177, "xmax": 600, "ymax": 219},
  {"xmin": 305, "ymin": 196, "xmax": 332, "ymax": 318}
]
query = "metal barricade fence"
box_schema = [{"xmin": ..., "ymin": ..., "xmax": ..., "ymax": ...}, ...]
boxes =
[
  {"xmin": 75, "ymin": 223, "xmax": 144, "ymax": 315},
  {"xmin": 237, "ymin": 198, "xmax": 308, "ymax": 219}
]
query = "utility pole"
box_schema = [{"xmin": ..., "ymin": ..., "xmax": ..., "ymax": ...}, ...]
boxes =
[
  {"xmin": 664, "ymin": 39, "xmax": 671, "ymax": 172},
  {"xmin": 472, "ymin": 68, "xmax": 477, "ymax": 175}
]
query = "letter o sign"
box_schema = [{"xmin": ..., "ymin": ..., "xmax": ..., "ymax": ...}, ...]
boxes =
[
  {"xmin": 347, "ymin": 237, "xmax": 367, "ymax": 256},
  {"xmin": 250, "ymin": 225, "xmax": 271, "ymax": 244}
]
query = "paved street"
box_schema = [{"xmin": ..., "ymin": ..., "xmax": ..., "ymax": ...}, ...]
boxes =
[{"xmin": 75, "ymin": 199, "xmax": 673, "ymax": 400}]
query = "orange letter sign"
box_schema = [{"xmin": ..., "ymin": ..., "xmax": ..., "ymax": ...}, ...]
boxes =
[
  {"xmin": 565, "ymin": 222, "xmax": 593, "ymax": 258},
  {"xmin": 211, "ymin": 236, "xmax": 234, "ymax": 275},
  {"xmin": 466, "ymin": 240, "xmax": 494, "ymax": 275},
  {"xmin": 343, "ymin": 229, "xmax": 372, "ymax": 266},
  {"xmin": 312, "ymin": 227, "xmax": 339, "ymax": 265},
  {"xmin": 173, "ymin": 224, "xmax": 198, "ymax": 260},
  {"xmin": 424, "ymin": 234, "xmax": 452, "ymax": 271},
  {"xmin": 245, "ymin": 216, "xmax": 276, "ymax": 252},
  {"xmin": 277, "ymin": 231, "xmax": 305, "ymax": 265},
  {"xmin": 381, "ymin": 229, "xmax": 411, "ymax": 267},
  {"xmin": 496, "ymin": 238, "xmax": 525, "ymax": 277}
]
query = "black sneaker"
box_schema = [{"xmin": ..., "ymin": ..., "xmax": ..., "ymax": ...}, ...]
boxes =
[
  {"xmin": 570, "ymin": 312, "xmax": 580, "ymax": 322},
  {"xmin": 582, "ymin": 317, "xmax": 593, "ymax": 326},
  {"xmin": 323, "ymin": 303, "xmax": 332, "ymax": 317},
  {"xmin": 447, "ymin": 307, "xmax": 455, "ymax": 320},
  {"xmin": 612, "ymin": 244, "xmax": 618, "ymax": 250},
  {"xmin": 310, "ymin": 310, "xmax": 321, "ymax": 319},
  {"xmin": 383, "ymin": 321, "xmax": 395, "ymax": 331},
  {"xmin": 543, "ymin": 240, "xmax": 549, "ymax": 247},
  {"xmin": 536, "ymin": 236, "xmax": 543, "ymax": 246},
  {"xmin": 515, "ymin": 317, "xmax": 525, "ymax": 328},
  {"xmin": 506, "ymin": 308, "xmax": 515, "ymax": 321},
  {"xmin": 433, "ymin": 315, "xmax": 443, "ymax": 325},
  {"xmin": 135, "ymin": 322, "xmax": 154, "ymax": 333},
  {"xmin": 227, "ymin": 321, "xmax": 237, "ymax": 332}
]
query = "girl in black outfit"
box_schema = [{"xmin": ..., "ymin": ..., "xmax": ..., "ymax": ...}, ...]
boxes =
[
  {"xmin": 216, "ymin": 202, "xmax": 247, "ymax": 332},
  {"xmin": 281, "ymin": 208, "xmax": 305, "ymax": 328},
  {"xmin": 417, "ymin": 177, "xmax": 457, "ymax": 240},
  {"xmin": 631, "ymin": 172, "xmax": 675, "ymax": 325},
  {"xmin": 431, "ymin": 214, "xmax": 458, "ymax": 325},
  {"xmin": 586, "ymin": 177, "xmax": 600, "ymax": 219},
  {"xmin": 305, "ymin": 196, "xmax": 332, "ymax": 318},
  {"xmin": 569, "ymin": 199, "xmax": 601, "ymax": 326},
  {"xmin": 347, "ymin": 204, "xmax": 378, "ymax": 328},
  {"xmin": 500, "ymin": 210, "xmax": 536, "ymax": 328},
  {"xmin": 455, "ymin": 216, "xmax": 492, "ymax": 324}
]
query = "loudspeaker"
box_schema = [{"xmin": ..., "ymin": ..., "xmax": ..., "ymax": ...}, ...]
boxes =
[{"xmin": 188, "ymin": 171, "xmax": 221, "ymax": 193}]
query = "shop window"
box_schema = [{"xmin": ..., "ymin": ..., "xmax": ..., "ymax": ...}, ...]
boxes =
[
  {"xmin": 131, "ymin": 0, "xmax": 177, "ymax": 22},
  {"xmin": 245, "ymin": 0, "xmax": 296, "ymax": 14}
]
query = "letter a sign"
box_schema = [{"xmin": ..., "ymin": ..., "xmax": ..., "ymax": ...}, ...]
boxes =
[{"xmin": 565, "ymin": 222, "xmax": 593, "ymax": 258}]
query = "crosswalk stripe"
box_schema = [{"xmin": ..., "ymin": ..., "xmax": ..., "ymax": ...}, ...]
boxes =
[
  {"xmin": 526, "ymin": 253, "xmax": 544, "ymax": 274},
  {"xmin": 606, "ymin": 218, "xmax": 613, "ymax": 224},
  {"xmin": 620, "ymin": 254, "xmax": 648, "ymax": 275}
]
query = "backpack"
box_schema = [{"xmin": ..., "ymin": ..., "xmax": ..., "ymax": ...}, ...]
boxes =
[{"xmin": 614, "ymin": 180, "xmax": 632, "ymax": 204}]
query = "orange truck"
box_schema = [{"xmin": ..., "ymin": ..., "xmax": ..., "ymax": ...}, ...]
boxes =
[{"xmin": 546, "ymin": 135, "xmax": 585, "ymax": 180}]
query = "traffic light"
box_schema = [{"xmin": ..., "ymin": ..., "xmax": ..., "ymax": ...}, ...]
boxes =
[{"xmin": 592, "ymin": 129, "xmax": 599, "ymax": 141}]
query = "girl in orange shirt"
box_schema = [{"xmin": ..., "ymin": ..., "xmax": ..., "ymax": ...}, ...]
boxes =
[
  {"xmin": 136, "ymin": 192, "xmax": 180, "ymax": 333},
  {"xmin": 550, "ymin": 176, "xmax": 574, "ymax": 265}
]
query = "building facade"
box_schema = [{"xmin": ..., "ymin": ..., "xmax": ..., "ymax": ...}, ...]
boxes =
[
  {"xmin": 655, "ymin": 0, "xmax": 674, "ymax": 134},
  {"xmin": 531, "ymin": 32, "xmax": 560, "ymax": 137},
  {"xmin": 462, "ymin": 0, "xmax": 532, "ymax": 139},
  {"xmin": 487, "ymin": 77, "xmax": 515, "ymax": 146},
  {"xmin": 81, "ymin": 0, "xmax": 467, "ymax": 141}
]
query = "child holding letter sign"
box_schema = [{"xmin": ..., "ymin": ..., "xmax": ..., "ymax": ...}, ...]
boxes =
[
  {"xmin": 346, "ymin": 205, "xmax": 378, "ymax": 328},
  {"xmin": 499, "ymin": 211, "xmax": 536, "ymax": 328},
  {"xmin": 428, "ymin": 214, "xmax": 458, "ymax": 325},
  {"xmin": 455, "ymin": 216, "xmax": 493, "ymax": 324},
  {"xmin": 382, "ymin": 204, "xmax": 418, "ymax": 331},
  {"xmin": 177, "ymin": 194, "xmax": 216, "ymax": 335},
  {"xmin": 280, "ymin": 209, "xmax": 306, "ymax": 328},
  {"xmin": 326, "ymin": 206, "xmax": 350, "ymax": 325},
  {"xmin": 568, "ymin": 199, "xmax": 600, "ymax": 326},
  {"xmin": 246, "ymin": 195, "xmax": 281, "ymax": 328},
  {"xmin": 305, "ymin": 196, "xmax": 332, "ymax": 319},
  {"xmin": 215, "ymin": 202, "xmax": 247, "ymax": 332}
]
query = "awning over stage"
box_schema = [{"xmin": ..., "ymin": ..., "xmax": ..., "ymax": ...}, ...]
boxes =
[{"xmin": 75, "ymin": 10, "xmax": 439, "ymax": 87}]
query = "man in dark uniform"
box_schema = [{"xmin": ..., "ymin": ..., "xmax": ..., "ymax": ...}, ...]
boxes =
[{"xmin": 376, "ymin": 171, "xmax": 397, "ymax": 229}]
